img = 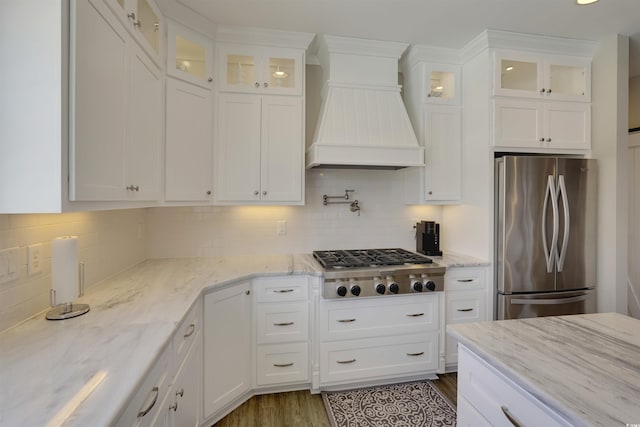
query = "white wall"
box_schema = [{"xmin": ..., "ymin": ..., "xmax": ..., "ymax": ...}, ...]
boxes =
[
  {"xmin": 591, "ymin": 34, "xmax": 629, "ymax": 314},
  {"xmin": 630, "ymin": 76, "xmax": 640, "ymax": 129},
  {"xmin": 0, "ymin": 209, "xmax": 147, "ymax": 332},
  {"xmin": 146, "ymin": 169, "xmax": 442, "ymax": 257}
]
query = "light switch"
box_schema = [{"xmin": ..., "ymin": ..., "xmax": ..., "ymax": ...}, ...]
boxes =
[{"xmin": 277, "ymin": 220, "xmax": 287, "ymax": 236}]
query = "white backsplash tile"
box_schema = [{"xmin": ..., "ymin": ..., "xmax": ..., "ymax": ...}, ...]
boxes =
[
  {"xmin": 0, "ymin": 209, "xmax": 147, "ymax": 333},
  {"xmin": 147, "ymin": 169, "xmax": 442, "ymax": 257}
]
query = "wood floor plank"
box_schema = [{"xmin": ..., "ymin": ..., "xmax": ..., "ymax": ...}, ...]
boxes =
[{"xmin": 213, "ymin": 374, "xmax": 457, "ymax": 426}]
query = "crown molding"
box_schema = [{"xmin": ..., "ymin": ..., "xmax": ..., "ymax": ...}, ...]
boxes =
[{"xmin": 216, "ymin": 26, "xmax": 315, "ymax": 50}]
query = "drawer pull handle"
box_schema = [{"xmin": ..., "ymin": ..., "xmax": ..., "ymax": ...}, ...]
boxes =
[
  {"xmin": 457, "ymin": 308, "xmax": 474, "ymax": 312},
  {"xmin": 183, "ymin": 323, "xmax": 195, "ymax": 338},
  {"xmin": 137, "ymin": 386, "xmax": 159, "ymax": 418},
  {"xmin": 337, "ymin": 318, "xmax": 356, "ymax": 323},
  {"xmin": 337, "ymin": 358, "xmax": 356, "ymax": 364},
  {"xmin": 273, "ymin": 321, "xmax": 294, "ymax": 326},
  {"xmin": 501, "ymin": 405, "xmax": 524, "ymax": 427},
  {"xmin": 457, "ymin": 279, "xmax": 474, "ymax": 283},
  {"xmin": 273, "ymin": 362, "xmax": 294, "ymax": 367},
  {"xmin": 406, "ymin": 313, "xmax": 424, "ymax": 317},
  {"xmin": 275, "ymin": 289, "xmax": 294, "ymax": 293},
  {"xmin": 407, "ymin": 351, "xmax": 425, "ymax": 356}
]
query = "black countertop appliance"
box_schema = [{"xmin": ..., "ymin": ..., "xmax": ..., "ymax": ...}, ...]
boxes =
[{"xmin": 416, "ymin": 221, "xmax": 442, "ymax": 256}]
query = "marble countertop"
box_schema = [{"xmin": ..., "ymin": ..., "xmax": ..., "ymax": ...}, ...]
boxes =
[
  {"xmin": 430, "ymin": 252, "xmax": 490, "ymax": 268},
  {"xmin": 0, "ymin": 254, "xmax": 322, "ymax": 427},
  {"xmin": 448, "ymin": 313, "xmax": 640, "ymax": 427}
]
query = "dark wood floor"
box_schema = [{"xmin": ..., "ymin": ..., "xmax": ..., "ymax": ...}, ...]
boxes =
[{"xmin": 213, "ymin": 373, "xmax": 457, "ymax": 427}]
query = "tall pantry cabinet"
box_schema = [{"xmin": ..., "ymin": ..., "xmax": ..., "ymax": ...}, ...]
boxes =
[{"xmin": 213, "ymin": 29, "xmax": 314, "ymax": 204}]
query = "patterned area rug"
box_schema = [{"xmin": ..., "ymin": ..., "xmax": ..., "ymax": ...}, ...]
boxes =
[{"xmin": 322, "ymin": 381, "xmax": 456, "ymax": 427}]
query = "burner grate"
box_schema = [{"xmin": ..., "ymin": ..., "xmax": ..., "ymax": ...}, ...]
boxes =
[{"xmin": 313, "ymin": 248, "xmax": 432, "ymax": 269}]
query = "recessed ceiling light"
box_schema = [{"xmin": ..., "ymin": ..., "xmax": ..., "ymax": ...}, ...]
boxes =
[
  {"xmin": 505, "ymin": 66, "xmax": 514, "ymax": 71},
  {"xmin": 577, "ymin": 0, "xmax": 599, "ymax": 4}
]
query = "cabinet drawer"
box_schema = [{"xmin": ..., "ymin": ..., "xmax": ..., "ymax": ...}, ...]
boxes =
[
  {"xmin": 320, "ymin": 332, "xmax": 438, "ymax": 385},
  {"xmin": 458, "ymin": 345, "xmax": 571, "ymax": 427},
  {"xmin": 444, "ymin": 267, "xmax": 486, "ymax": 291},
  {"xmin": 320, "ymin": 295, "xmax": 438, "ymax": 341},
  {"xmin": 253, "ymin": 276, "xmax": 309, "ymax": 302},
  {"xmin": 256, "ymin": 342, "xmax": 309, "ymax": 386},
  {"xmin": 256, "ymin": 302, "xmax": 308, "ymax": 344},
  {"xmin": 114, "ymin": 345, "xmax": 171, "ymax": 427},
  {"xmin": 173, "ymin": 300, "xmax": 202, "ymax": 368},
  {"xmin": 446, "ymin": 290, "xmax": 485, "ymax": 323}
]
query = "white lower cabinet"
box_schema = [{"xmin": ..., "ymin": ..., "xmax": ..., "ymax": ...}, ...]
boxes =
[
  {"xmin": 203, "ymin": 282, "xmax": 252, "ymax": 418},
  {"xmin": 253, "ymin": 276, "xmax": 311, "ymax": 389},
  {"xmin": 114, "ymin": 345, "xmax": 171, "ymax": 427},
  {"xmin": 115, "ymin": 302, "xmax": 202, "ymax": 427},
  {"xmin": 458, "ymin": 344, "xmax": 572, "ymax": 426},
  {"xmin": 167, "ymin": 332, "xmax": 201, "ymax": 427},
  {"xmin": 318, "ymin": 294, "xmax": 441, "ymax": 387},
  {"xmin": 444, "ymin": 267, "xmax": 488, "ymax": 370}
]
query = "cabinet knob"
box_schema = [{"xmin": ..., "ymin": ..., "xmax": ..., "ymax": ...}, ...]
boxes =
[
  {"xmin": 176, "ymin": 388, "xmax": 184, "ymax": 398},
  {"xmin": 547, "ymin": 89, "xmax": 552, "ymax": 94},
  {"xmin": 428, "ymin": 191, "xmax": 433, "ymax": 195},
  {"xmin": 206, "ymin": 190, "xmax": 211, "ymax": 195},
  {"xmin": 245, "ymin": 290, "xmax": 251, "ymax": 295},
  {"xmin": 255, "ymin": 82, "xmax": 260, "ymax": 88},
  {"xmin": 208, "ymin": 77, "xmax": 213, "ymax": 82},
  {"xmin": 263, "ymin": 190, "xmax": 267, "ymax": 196},
  {"xmin": 539, "ymin": 138, "xmax": 545, "ymax": 142},
  {"xmin": 546, "ymin": 138, "xmax": 552, "ymax": 142},
  {"xmin": 126, "ymin": 185, "xmax": 140, "ymax": 192},
  {"xmin": 254, "ymin": 190, "xmax": 259, "ymax": 196},
  {"xmin": 540, "ymin": 88, "xmax": 546, "ymax": 93},
  {"xmin": 169, "ymin": 402, "xmax": 178, "ymax": 412},
  {"xmin": 263, "ymin": 82, "xmax": 269, "ymax": 88},
  {"xmin": 127, "ymin": 12, "xmax": 136, "ymax": 20}
]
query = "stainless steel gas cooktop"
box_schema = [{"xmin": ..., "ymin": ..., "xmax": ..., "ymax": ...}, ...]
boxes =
[{"xmin": 313, "ymin": 248, "xmax": 445, "ymax": 299}]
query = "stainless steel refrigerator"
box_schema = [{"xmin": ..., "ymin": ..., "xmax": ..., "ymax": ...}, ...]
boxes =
[{"xmin": 495, "ymin": 156, "xmax": 597, "ymax": 320}]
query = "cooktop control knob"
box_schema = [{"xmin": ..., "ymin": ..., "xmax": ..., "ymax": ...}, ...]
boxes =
[
  {"xmin": 375, "ymin": 283, "xmax": 386, "ymax": 294},
  {"xmin": 350, "ymin": 285, "xmax": 361, "ymax": 296},
  {"xmin": 425, "ymin": 280, "xmax": 436, "ymax": 291},
  {"xmin": 337, "ymin": 286, "xmax": 348, "ymax": 297},
  {"xmin": 389, "ymin": 283, "xmax": 399, "ymax": 294},
  {"xmin": 412, "ymin": 281, "xmax": 423, "ymax": 292}
]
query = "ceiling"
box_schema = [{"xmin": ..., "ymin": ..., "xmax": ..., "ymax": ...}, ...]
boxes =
[{"xmin": 177, "ymin": 0, "xmax": 640, "ymax": 77}]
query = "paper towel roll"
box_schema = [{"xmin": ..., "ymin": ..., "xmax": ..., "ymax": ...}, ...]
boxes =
[{"xmin": 51, "ymin": 236, "xmax": 79, "ymax": 305}]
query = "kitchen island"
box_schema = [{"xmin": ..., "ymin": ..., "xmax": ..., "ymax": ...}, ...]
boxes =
[{"xmin": 448, "ymin": 313, "xmax": 640, "ymax": 426}]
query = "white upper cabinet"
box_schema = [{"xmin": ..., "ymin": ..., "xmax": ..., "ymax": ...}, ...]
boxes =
[
  {"xmin": 104, "ymin": 0, "xmax": 163, "ymax": 65},
  {"xmin": 70, "ymin": 0, "xmax": 161, "ymax": 201},
  {"xmin": 492, "ymin": 98, "xmax": 591, "ymax": 151},
  {"xmin": 167, "ymin": 20, "xmax": 214, "ymax": 89},
  {"xmin": 494, "ymin": 50, "xmax": 591, "ymax": 102},
  {"xmin": 423, "ymin": 106, "xmax": 462, "ymax": 202},
  {"xmin": 217, "ymin": 43, "xmax": 304, "ymax": 95},
  {"xmin": 425, "ymin": 63, "xmax": 461, "ymax": 105},
  {"xmin": 165, "ymin": 78, "xmax": 213, "ymax": 202},
  {"xmin": 215, "ymin": 94, "xmax": 303, "ymax": 203}
]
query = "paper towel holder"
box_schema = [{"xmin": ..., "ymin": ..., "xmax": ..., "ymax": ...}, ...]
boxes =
[{"xmin": 46, "ymin": 261, "xmax": 90, "ymax": 320}]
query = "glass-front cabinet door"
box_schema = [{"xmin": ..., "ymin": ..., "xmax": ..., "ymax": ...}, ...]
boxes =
[
  {"xmin": 494, "ymin": 51, "xmax": 543, "ymax": 98},
  {"xmin": 494, "ymin": 50, "xmax": 590, "ymax": 102},
  {"xmin": 424, "ymin": 63, "xmax": 460, "ymax": 105},
  {"xmin": 544, "ymin": 56, "xmax": 591, "ymax": 102},
  {"xmin": 167, "ymin": 20, "xmax": 214, "ymax": 88},
  {"xmin": 217, "ymin": 43, "xmax": 304, "ymax": 95}
]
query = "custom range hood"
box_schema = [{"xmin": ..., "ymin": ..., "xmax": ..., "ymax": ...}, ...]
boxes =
[{"xmin": 306, "ymin": 35, "xmax": 423, "ymax": 169}]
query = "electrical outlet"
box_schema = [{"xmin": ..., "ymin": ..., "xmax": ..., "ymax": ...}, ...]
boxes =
[
  {"xmin": 28, "ymin": 243, "xmax": 43, "ymax": 276},
  {"xmin": 277, "ymin": 220, "xmax": 287, "ymax": 236}
]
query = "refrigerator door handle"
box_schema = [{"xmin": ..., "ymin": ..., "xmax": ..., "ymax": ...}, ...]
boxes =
[
  {"xmin": 542, "ymin": 175, "xmax": 559, "ymax": 273},
  {"xmin": 557, "ymin": 175, "xmax": 570, "ymax": 272},
  {"xmin": 511, "ymin": 295, "xmax": 588, "ymax": 305}
]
